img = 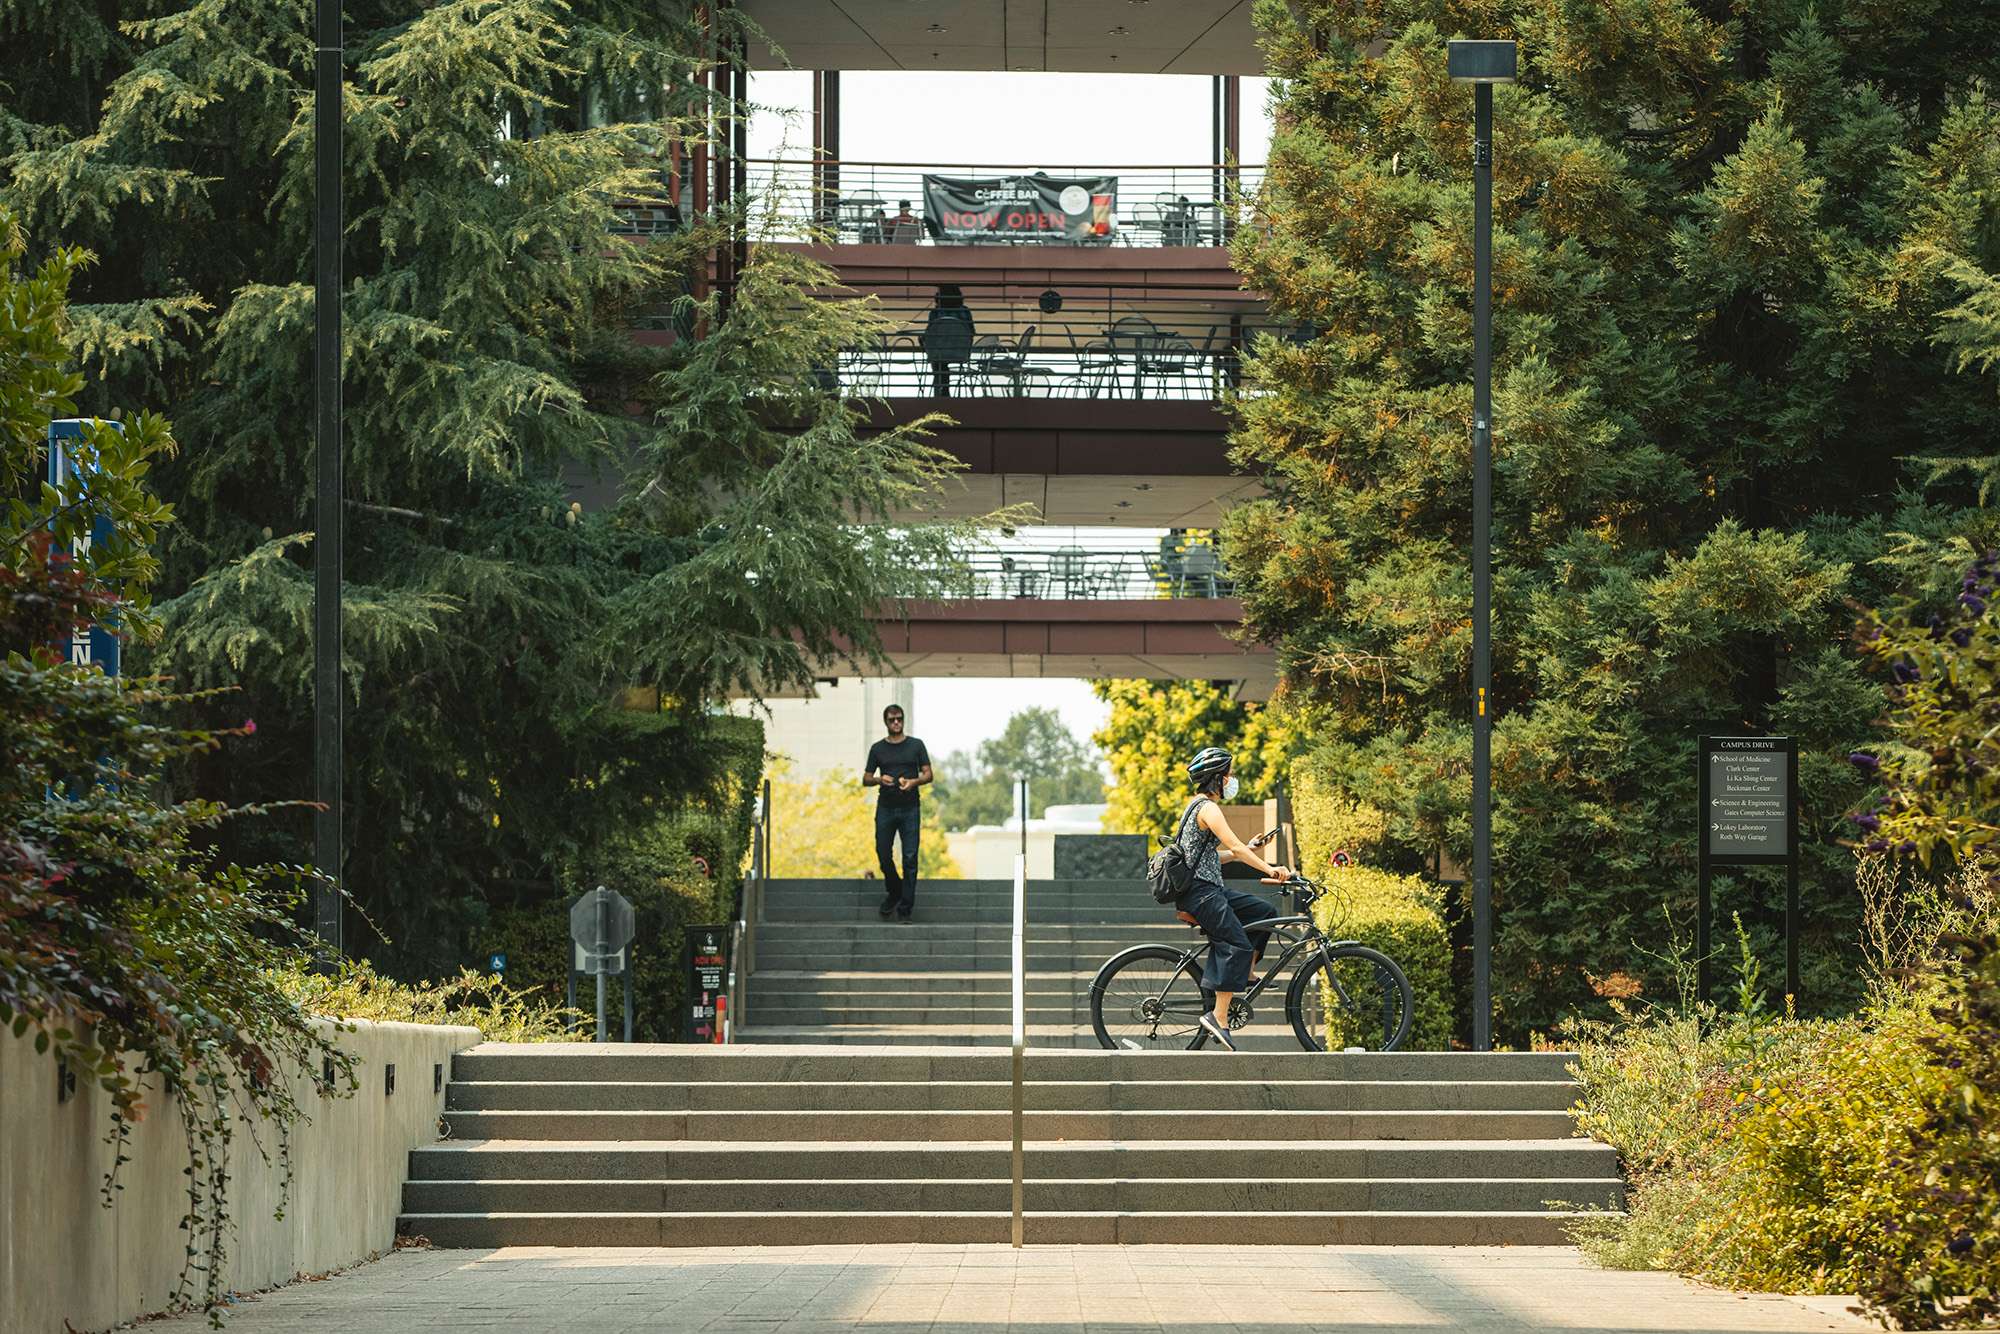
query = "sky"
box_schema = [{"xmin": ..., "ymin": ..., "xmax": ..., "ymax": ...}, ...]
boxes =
[
  {"xmin": 747, "ymin": 72, "xmax": 1272, "ymax": 759},
  {"xmin": 747, "ymin": 71, "xmax": 1272, "ymax": 166},
  {"xmin": 911, "ymin": 677, "xmax": 1111, "ymax": 764}
]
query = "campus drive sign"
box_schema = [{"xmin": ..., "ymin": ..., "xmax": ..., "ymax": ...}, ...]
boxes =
[
  {"xmin": 922, "ymin": 173, "xmax": 1117, "ymax": 243},
  {"xmin": 1704, "ymin": 737, "xmax": 1792, "ymax": 859},
  {"xmin": 1697, "ymin": 735, "xmax": 1801, "ymax": 999}
]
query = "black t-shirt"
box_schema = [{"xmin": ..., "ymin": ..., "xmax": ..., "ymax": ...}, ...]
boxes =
[{"xmin": 867, "ymin": 736, "xmax": 930, "ymax": 807}]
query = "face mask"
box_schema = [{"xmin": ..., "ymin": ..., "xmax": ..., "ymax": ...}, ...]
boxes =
[{"xmin": 1222, "ymin": 776, "xmax": 1240, "ymax": 801}]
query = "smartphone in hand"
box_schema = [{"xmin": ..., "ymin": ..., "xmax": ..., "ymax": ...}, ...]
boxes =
[{"xmin": 1248, "ymin": 829, "xmax": 1279, "ymax": 850}]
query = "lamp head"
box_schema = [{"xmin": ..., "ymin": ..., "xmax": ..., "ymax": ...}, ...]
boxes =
[{"xmin": 1447, "ymin": 39, "xmax": 1517, "ymax": 83}]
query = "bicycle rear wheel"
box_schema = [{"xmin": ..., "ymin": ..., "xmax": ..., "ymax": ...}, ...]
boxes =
[
  {"xmin": 1089, "ymin": 945, "xmax": 1208, "ymax": 1050},
  {"xmin": 1288, "ymin": 944, "xmax": 1413, "ymax": 1052}
]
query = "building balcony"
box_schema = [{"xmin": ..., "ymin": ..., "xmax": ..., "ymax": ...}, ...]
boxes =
[
  {"xmin": 910, "ymin": 538, "xmax": 1234, "ymax": 601},
  {"xmin": 823, "ymin": 279, "xmax": 1281, "ymax": 402},
  {"xmin": 747, "ymin": 159, "xmax": 1264, "ymax": 250}
]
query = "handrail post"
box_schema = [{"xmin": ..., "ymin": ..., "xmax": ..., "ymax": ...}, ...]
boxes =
[
  {"xmin": 1010, "ymin": 851, "xmax": 1026, "ymax": 1248},
  {"xmin": 724, "ymin": 778, "xmax": 772, "ymax": 1042}
]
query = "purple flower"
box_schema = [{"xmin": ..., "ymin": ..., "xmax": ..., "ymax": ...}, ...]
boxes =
[
  {"xmin": 1850, "ymin": 813, "xmax": 1881, "ymax": 832},
  {"xmin": 1948, "ymin": 1233, "xmax": 1974, "ymax": 1255},
  {"xmin": 1952, "ymin": 627, "xmax": 1974, "ymax": 647},
  {"xmin": 1866, "ymin": 837, "xmax": 1890, "ymax": 852},
  {"xmin": 1893, "ymin": 660, "xmax": 1921, "ymax": 684},
  {"xmin": 1847, "ymin": 751, "xmax": 1880, "ymax": 773},
  {"xmin": 1898, "ymin": 840, "xmax": 1918, "ymax": 854},
  {"xmin": 1962, "ymin": 593, "xmax": 1988, "ymax": 616}
]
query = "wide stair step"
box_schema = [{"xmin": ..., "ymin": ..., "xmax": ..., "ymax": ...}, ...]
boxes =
[
  {"xmin": 398, "ymin": 1045, "xmax": 1619, "ymax": 1248},
  {"xmin": 744, "ymin": 876, "xmax": 1281, "ymax": 1046}
]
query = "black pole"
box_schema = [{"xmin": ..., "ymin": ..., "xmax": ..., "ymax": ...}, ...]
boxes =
[
  {"xmin": 1698, "ymin": 737, "xmax": 1714, "ymax": 1003},
  {"xmin": 1018, "ymin": 777, "xmax": 1028, "ymax": 864},
  {"xmin": 312, "ymin": 0, "xmax": 344, "ymax": 955},
  {"xmin": 1785, "ymin": 744, "xmax": 1800, "ymax": 1001},
  {"xmin": 1470, "ymin": 80, "xmax": 1494, "ymax": 1052}
]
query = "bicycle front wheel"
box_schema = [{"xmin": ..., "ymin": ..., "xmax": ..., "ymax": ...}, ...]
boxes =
[
  {"xmin": 1089, "ymin": 945, "xmax": 1208, "ymax": 1050},
  {"xmin": 1288, "ymin": 944, "xmax": 1413, "ymax": 1052}
]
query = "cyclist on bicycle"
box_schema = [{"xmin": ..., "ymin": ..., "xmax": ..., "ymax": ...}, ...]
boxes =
[{"xmin": 1174, "ymin": 746, "xmax": 1291, "ymax": 1051}]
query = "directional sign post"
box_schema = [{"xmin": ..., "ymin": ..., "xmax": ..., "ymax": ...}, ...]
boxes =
[
  {"xmin": 1698, "ymin": 736, "xmax": 1800, "ymax": 1002},
  {"xmin": 568, "ymin": 886, "xmax": 636, "ymax": 1042}
]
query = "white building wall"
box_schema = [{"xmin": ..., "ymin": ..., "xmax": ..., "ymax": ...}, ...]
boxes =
[{"xmin": 737, "ymin": 678, "xmax": 917, "ymax": 780}]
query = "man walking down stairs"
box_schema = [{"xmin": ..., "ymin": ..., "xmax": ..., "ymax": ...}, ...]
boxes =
[{"xmin": 400, "ymin": 1046, "xmax": 1620, "ymax": 1247}]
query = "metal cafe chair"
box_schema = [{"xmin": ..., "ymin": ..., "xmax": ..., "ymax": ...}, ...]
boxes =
[
  {"xmin": 1062, "ymin": 325, "xmax": 1123, "ymax": 398},
  {"xmin": 1132, "ymin": 197, "xmax": 1167, "ymax": 246},
  {"xmin": 1138, "ymin": 324, "xmax": 1221, "ymax": 400},
  {"xmin": 1157, "ymin": 192, "xmax": 1205, "ymax": 246},
  {"xmin": 1105, "ymin": 315, "xmax": 1163, "ymax": 398},
  {"xmin": 1181, "ymin": 543, "xmax": 1224, "ymax": 598},
  {"xmin": 838, "ymin": 197, "xmax": 887, "ymax": 243},
  {"xmin": 972, "ymin": 327, "xmax": 1051, "ymax": 398},
  {"xmin": 998, "ymin": 557, "xmax": 1047, "ymax": 600},
  {"xmin": 1048, "ymin": 547, "xmax": 1091, "ymax": 598}
]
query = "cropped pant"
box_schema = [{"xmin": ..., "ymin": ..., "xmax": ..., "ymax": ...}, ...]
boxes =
[{"xmin": 1180, "ymin": 881, "xmax": 1279, "ymax": 994}]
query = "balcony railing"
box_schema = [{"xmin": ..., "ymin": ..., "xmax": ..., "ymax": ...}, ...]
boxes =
[
  {"xmin": 830, "ymin": 281, "xmax": 1290, "ymax": 401},
  {"xmin": 911, "ymin": 542, "xmax": 1234, "ymax": 601},
  {"xmin": 744, "ymin": 159, "xmax": 1266, "ymax": 248}
]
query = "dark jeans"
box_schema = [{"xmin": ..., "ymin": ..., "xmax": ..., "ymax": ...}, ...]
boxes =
[
  {"xmin": 1181, "ymin": 881, "xmax": 1279, "ymax": 993},
  {"xmin": 875, "ymin": 803, "xmax": 921, "ymax": 916}
]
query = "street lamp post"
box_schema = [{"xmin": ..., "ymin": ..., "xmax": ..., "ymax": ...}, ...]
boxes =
[
  {"xmin": 1448, "ymin": 38, "xmax": 1516, "ymax": 1052},
  {"xmin": 313, "ymin": 0, "xmax": 344, "ymax": 955}
]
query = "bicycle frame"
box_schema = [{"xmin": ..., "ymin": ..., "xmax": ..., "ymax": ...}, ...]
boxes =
[{"xmin": 1132, "ymin": 888, "xmax": 1380, "ymax": 1037}]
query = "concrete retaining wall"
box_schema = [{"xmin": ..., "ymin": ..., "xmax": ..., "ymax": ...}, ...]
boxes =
[{"xmin": 1, "ymin": 1017, "xmax": 481, "ymax": 1333}]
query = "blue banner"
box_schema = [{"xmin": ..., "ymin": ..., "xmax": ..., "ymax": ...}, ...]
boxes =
[{"xmin": 46, "ymin": 419, "xmax": 122, "ymax": 676}]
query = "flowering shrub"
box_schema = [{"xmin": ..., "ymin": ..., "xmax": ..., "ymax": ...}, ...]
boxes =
[
  {"xmin": 1567, "ymin": 993, "xmax": 1943, "ymax": 1292},
  {"xmin": 1859, "ymin": 929, "xmax": 2000, "ymax": 1328},
  {"xmin": 1849, "ymin": 547, "xmax": 2000, "ymax": 871}
]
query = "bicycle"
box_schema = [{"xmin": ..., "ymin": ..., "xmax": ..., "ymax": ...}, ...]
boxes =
[{"xmin": 1088, "ymin": 873, "xmax": 1414, "ymax": 1051}]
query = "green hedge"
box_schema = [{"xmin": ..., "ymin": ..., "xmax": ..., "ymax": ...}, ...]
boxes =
[
  {"xmin": 484, "ymin": 716, "xmax": 763, "ymax": 1042},
  {"xmin": 1292, "ymin": 770, "xmax": 1454, "ymax": 1050}
]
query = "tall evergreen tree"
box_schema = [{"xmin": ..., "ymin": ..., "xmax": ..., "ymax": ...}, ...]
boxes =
[
  {"xmin": 1229, "ymin": 0, "xmax": 2000, "ymax": 1033},
  {"xmin": 1, "ymin": 1, "xmax": 970, "ymax": 970}
]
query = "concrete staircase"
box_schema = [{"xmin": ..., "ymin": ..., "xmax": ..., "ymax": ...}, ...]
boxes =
[
  {"xmin": 398, "ymin": 1045, "xmax": 1620, "ymax": 1247},
  {"xmin": 740, "ymin": 877, "xmax": 1261, "ymax": 1047}
]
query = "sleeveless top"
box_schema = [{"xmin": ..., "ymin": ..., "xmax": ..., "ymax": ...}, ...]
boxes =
[{"xmin": 1175, "ymin": 797, "xmax": 1224, "ymax": 891}]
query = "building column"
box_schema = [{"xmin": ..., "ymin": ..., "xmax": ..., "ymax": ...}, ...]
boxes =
[
  {"xmin": 812, "ymin": 70, "xmax": 841, "ymax": 227},
  {"xmin": 1212, "ymin": 74, "xmax": 1241, "ymax": 240}
]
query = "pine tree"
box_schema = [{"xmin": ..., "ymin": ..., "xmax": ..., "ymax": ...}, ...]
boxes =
[
  {"xmin": 1, "ymin": 1, "xmax": 971, "ymax": 970},
  {"xmin": 1229, "ymin": 0, "xmax": 2000, "ymax": 1033}
]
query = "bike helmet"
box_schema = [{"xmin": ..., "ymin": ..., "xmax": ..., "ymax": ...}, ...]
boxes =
[{"xmin": 1185, "ymin": 746, "xmax": 1232, "ymax": 787}]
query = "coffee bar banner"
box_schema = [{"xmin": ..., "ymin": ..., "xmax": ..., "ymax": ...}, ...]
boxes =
[{"xmin": 922, "ymin": 173, "xmax": 1117, "ymax": 243}]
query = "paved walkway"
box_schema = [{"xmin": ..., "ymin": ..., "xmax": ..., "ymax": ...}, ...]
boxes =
[{"xmin": 133, "ymin": 1245, "xmax": 1874, "ymax": 1332}]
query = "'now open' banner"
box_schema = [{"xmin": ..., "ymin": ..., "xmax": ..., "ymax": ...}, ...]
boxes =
[{"xmin": 922, "ymin": 173, "xmax": 1118, "ymax": 243}]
